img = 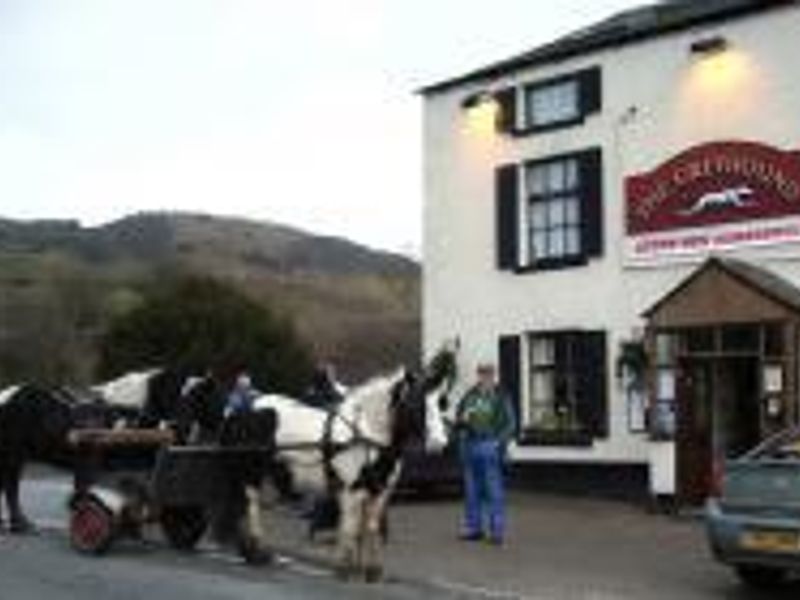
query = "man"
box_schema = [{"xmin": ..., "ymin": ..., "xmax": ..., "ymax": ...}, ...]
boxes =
[
  {"xmin": 224, "ymin": 371, "xmax": 259, "ymax": 418},
  {"xmin": 455, "ymin": 362, "xmax": 515, "ymax": 545}
]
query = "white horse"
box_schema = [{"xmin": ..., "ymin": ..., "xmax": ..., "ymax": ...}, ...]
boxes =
[
  {"xmin": 237, "ymin": 342, "xmax": 458, "ymax": 580},
  {"xmin": 91, "ymin": 367, "xmax": 199, "ymax": 428}
]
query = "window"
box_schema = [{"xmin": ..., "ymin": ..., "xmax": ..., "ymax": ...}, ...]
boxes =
[
  {"xmin": 496, "ymin": 149, "xmax": 603, "ymax": 272},
  {"xmin": 525, "ymin": 79, "xmax": 579, "ymax": 128},
  {"xmin": 520, "ymin": 331, "xmax": 607, "ymax": 445},
  {"xmin": 526, "ymin": 156, "xmax": 582, "ymax": 263},
  {"xmin": 495, "ymin": 66, "xmax": 600, "ymax": 134}
]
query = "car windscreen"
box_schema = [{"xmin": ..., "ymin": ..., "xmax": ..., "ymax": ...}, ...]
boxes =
[{"xmin": 748, "ymin": 426, "xmax": 800, "ymax": 460}]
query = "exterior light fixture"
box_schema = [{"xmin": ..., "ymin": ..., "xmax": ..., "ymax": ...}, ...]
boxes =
[
  {"xmin": 689, "ymin": 35, "xmax": 729, "ymax": 56},
  {"xmin": 461, "ymin": 90, "xmax": 496, "ymax": 110},
  {"xmin": 461, "ymin": 90, "xmax": 501, "ymax": 136}
]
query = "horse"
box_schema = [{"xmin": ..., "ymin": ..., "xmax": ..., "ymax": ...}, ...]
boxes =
[
  {"xmin": 0, "ymin": 383, "xmax": 108, "ymax": 533},
  {"xmin": 232, "ymin": 340, "xmax": 459, "ymax": 580},
  {"xmin": 91, "ymin": 367, "xmax": 199, "ymax": 428}
]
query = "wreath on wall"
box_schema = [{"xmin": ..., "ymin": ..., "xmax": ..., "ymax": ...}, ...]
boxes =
[{"xmin": 616, "ymin": 340, "xmax": 648, "ymax": 389}]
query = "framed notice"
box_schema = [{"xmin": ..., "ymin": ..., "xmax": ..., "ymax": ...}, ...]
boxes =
[{"xmin": 763, "ymin": 364, "xmax": 784, "ymax": 394}]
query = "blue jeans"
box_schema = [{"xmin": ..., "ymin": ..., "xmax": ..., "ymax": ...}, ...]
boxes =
[{"xmin": 460, "ymin": 438, "xmax": 505, "ymax": 540}]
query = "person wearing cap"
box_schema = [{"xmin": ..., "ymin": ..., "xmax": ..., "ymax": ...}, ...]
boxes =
[{"xmin": 455, "ymin": 362, "xmax": 515, "ymax": 545}]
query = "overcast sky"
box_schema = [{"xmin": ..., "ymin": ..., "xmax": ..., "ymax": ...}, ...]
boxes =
[{"xmin": 0, "ymin": 0, "xmax": 642, "ymax": 255}]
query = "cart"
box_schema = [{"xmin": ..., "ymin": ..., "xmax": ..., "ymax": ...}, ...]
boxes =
[{"xmin": 67, "ymin": 428, "xmax": 274, "ymax": 563}]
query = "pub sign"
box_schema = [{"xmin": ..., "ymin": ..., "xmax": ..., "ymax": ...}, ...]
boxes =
[{"xmin": 625, "ymin": 141, "xmax": 800, "ymax": 263}]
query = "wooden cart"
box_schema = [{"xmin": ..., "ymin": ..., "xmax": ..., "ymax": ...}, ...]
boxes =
[{"xmin": 67, "ymin": 428, "xmax": 273, "ymax": 562}]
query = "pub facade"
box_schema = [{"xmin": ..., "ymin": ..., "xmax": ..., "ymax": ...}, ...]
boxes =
[{"xmin": 421, "ymin": 0, "xmax": 800, "ymax": 503}]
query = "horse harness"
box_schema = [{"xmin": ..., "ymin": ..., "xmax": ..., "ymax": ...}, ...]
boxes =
[{"xmin": 319, "ymin": 403, "xmax": 401, "ymax": 497}]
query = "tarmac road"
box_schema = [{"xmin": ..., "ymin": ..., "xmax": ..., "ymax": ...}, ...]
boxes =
[
  {"xmin": 6, "ymin": 474, "xmax": 454, "ymax": 600},
  {"xmin": 0, "ymin": 532, "xmax": 437, "ymax": 600}
]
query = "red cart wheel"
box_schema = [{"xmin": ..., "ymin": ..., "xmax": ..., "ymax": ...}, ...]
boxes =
[{"xmin": 70, "ymin": 495, "xmax": 115, "ymax": 555}]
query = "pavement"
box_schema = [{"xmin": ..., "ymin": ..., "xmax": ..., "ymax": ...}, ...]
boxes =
[
  {"xmin": 262, "ymin": 491, "xmax": 800, "ymax": 600},
  {"xmin": 18, "ymin": 471, "xmax": 800, "ymax": 599}
]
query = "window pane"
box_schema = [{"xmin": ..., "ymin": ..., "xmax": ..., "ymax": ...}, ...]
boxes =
[
  {"xmin": 721, "ymin": 324, "xmax": 759, "ymax": 352},
  {"xmin": 655, "ymin": 333, "xmax": 677, "ymax": 365},
  {"xmin": 548, "ymin": 229, "xmax": 565, "ymax": 257},
  {"xmin": 531, "ymin": 337, "xmax": 554, "ymax": 365},
  {"xmin": 529, "ymin": 403, "xmax": 556, "ymax": 430},
  {"xmin": 564, "ymin": 197, "xmax": 580, "ymax": 224},
  {"xmin": 528, "ymin": 80, "xmax": 579, "ymax": 127},
  {"xmin": 685, "ymin": 327, "xmax": 714, "ymax": 353},
  {"xmin": 764, "ymin": 323, "xmax": 784, "ymax": 357},
  {"xmin": 530, "ymin": 202, "xmax": 547, "ymax": 229},
  {"xmin": 526, "ymin": 166, "xmax": 547, "ymax": 196},
  {"xmin": 531, "ymin": 371, "xmax": 554, "ymax": 402},
  {"xmin": 564, "ymin": 158, "xmax": 579, "ymax": 190},
  {"xmin": 531, "ymin": 231, "xmax": 547, "ymax": 259},
  {"xmin": 547, "ymin": 161, "xmax": 565, "ymax": 192},
  {"xmin": 548, "ymin": 199, "xmax": 566, "ymax": 226},
  {"xmin": 565, "ymin": 226, "xmax": 581, "ymax": 255}
]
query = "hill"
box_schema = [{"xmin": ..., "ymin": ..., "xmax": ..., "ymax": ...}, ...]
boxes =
[{"xmin": 0, "ymin": 212, "xmax": 419, "ymax": 384}]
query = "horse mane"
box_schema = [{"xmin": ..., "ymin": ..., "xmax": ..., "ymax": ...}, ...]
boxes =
[{"xmin": 337, "ymin": 369, "xmax": 406, "ymax": 442}]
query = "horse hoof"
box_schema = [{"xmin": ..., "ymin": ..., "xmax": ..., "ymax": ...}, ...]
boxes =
[
  {"xmin": 238, "ymin": 537, "xmax": 273, "ymax": 566},
  {"xmin": 9, "ymin": 517, "xmax": 34, "ymax": 535},
  {"xmin": 364, "ymin": 565, "xmax": 383, "ymax": 583}
]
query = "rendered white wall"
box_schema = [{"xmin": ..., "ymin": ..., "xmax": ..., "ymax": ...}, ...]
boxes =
[{"xmin": 423, "ymin": 4, "xmax": 800, "ymax": 474}]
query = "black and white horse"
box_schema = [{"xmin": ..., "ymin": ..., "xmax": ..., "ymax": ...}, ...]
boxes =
[
  {"xmin": 91, "ymin": 367, "xmax": 200, "ymax": 429},
  {"xmin": 236, "ymin": 341, "xmax": 459, "ymax": 580},
  {"xmin": 0, "ymin": 384, "xmax": 108, "ymax": 533}
]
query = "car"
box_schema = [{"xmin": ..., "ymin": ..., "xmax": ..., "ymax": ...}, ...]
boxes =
[{"xmin": 705, "ymin": 426, "xmax": 800, "ymax": 588}]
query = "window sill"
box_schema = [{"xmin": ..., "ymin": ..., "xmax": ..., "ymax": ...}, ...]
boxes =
[
  {"xmin": 516, "ymin": 430, "xmax": 594, "ymax": 447},
  {"xmin": 509, "ymin": 115, "xmax": 587, "ymax": 137},
  {"xmin": 514, "ymin": 254, "xmax": 588, "ymax": 273}
]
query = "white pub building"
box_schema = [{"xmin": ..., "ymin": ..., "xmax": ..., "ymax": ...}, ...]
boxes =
[{"xmin": 421, "ymin": 0, "xmax": 800, "ymax": 505}]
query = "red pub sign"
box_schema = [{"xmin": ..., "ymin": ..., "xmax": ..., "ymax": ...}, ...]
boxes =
[{"xmin": 625, "ymin": 141, "xmax": 800, "ymax": 262}]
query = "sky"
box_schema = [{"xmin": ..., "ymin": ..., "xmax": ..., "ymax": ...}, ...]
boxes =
[{"xmin": 0, "ymin": 0, "xmax": 643, "ymax": 255}]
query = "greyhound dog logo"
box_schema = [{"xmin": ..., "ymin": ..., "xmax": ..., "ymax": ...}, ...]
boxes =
[{"xmin": 680, "ymin": 186, "xmax": 755, "ymax": 216}]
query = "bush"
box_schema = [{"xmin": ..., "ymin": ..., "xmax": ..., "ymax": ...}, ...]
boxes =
[{"xmin": 97, "ymin": 275, "xmax": 313, "ymax": 395}]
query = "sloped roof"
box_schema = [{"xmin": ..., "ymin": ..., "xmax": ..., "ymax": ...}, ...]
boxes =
[
  {"xmin": 643, "ymin": 256, "xmax": 800, "ymax": 318},
  {"xmin": 420, "ymin": 0, "xmax": 796, "ymax": 95}
]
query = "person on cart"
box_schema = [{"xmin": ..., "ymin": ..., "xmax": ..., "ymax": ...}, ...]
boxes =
[
  {"xmin": 303, "ymin": 362, "xmax": 345, "ymax": 409},
  {"xmin": 224, "ymin": 371, "xmax": 260, "ymax": 418}
]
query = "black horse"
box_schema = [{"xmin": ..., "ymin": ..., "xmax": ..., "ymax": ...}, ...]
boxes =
[{"xmin": 0, "ymin": 384, "xmax": 108, "ymax": 533}]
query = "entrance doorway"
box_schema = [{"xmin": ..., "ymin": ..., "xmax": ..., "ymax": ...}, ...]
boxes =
[{"xmin": 676, "ymin": 354, "xmax": 761, "ymax": 504}]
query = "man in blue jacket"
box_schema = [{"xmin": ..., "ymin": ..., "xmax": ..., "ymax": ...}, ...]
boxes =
[{"xmin": 455, "ymin": 362, "xmax": 515, "ymax": 545}]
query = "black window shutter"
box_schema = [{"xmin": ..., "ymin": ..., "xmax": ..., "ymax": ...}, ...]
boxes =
[
  {"xmin": 579, "ymin": 148, "xmax": 603, "ymax": 258},
  {"xmin": 494, "ymin": 88, "xmax": 517, "ymax": 134},
  {"xmin": 579, "ymin": 67, "xmax": 602, "ymax": 115},
  {"xmin": 495, "ymin": 164, "xmax": 519, "ymax": 270},
  {"xmin": 574, "ymin": 331, "xmax": 608, "ymax": 438},
  {"xmin": 498, "ymin": 335, "xmax": 521, "ymax": 434}
]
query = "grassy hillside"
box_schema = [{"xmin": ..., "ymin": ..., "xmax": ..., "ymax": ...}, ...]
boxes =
[{"xmin": 0, "ymin": 212, "xmax": 419, "ymax": 385}]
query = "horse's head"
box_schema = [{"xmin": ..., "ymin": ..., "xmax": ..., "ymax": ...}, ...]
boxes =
[{"xmin": 419, "ymin": 339, "xmax": 460, "ymax": 452}]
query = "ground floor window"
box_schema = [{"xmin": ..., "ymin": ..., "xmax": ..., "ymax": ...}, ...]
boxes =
[{"xmin": 520, "ymin": 330, "xmax": 607, "ymax": 445}]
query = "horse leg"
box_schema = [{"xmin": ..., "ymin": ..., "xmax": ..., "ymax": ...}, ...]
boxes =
[
  {"xmin": 363, "ymin": 489, "xmax": 393, "ymax": 582},
  {"xmin": 335, "ymin": 489, "xmax": 364, "ymax": 580},
  {"xmin": 5, "ymin": 461, "xmax": 33, "ymax": 534},
  {"xmin": 239, "ymin": 484, "xmax": 272, "ymax": 565}
]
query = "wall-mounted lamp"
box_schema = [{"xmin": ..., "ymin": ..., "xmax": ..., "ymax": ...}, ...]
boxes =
[
  {"xmin": 461, "ymin": 90, "xmax": 496, "ymax": 110},
  {"xmin": 460, "ymin": 90, "xmax": 501, "ymax": 136},
  {"xmin": 689, "ymin": 35, "xmax": 729, "ymax": 57}
]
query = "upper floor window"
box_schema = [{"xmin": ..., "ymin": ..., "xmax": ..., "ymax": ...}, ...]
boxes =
[
  {"xmin": 526, "ymin": 156, "xmax": 582, "ymax": 262},
  {"xmin": 495, "ymin": 148, "xmax": 603, "ymax": 272},
  {"xmin": 494, "ymin": 66, "xmax": 601, "ymax": 135},
  {"xmin": 525, "ymin": 79, "xmax": 580, "ymax": 128}
]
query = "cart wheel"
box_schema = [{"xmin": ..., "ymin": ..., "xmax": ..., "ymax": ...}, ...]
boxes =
[
  {"xmin": 70, "ymin": 496, "xmax": 115, "ymax": 555},
  {"xmin": 160, "ymin": 506, "xmax": 208, "ymax": 550}
]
